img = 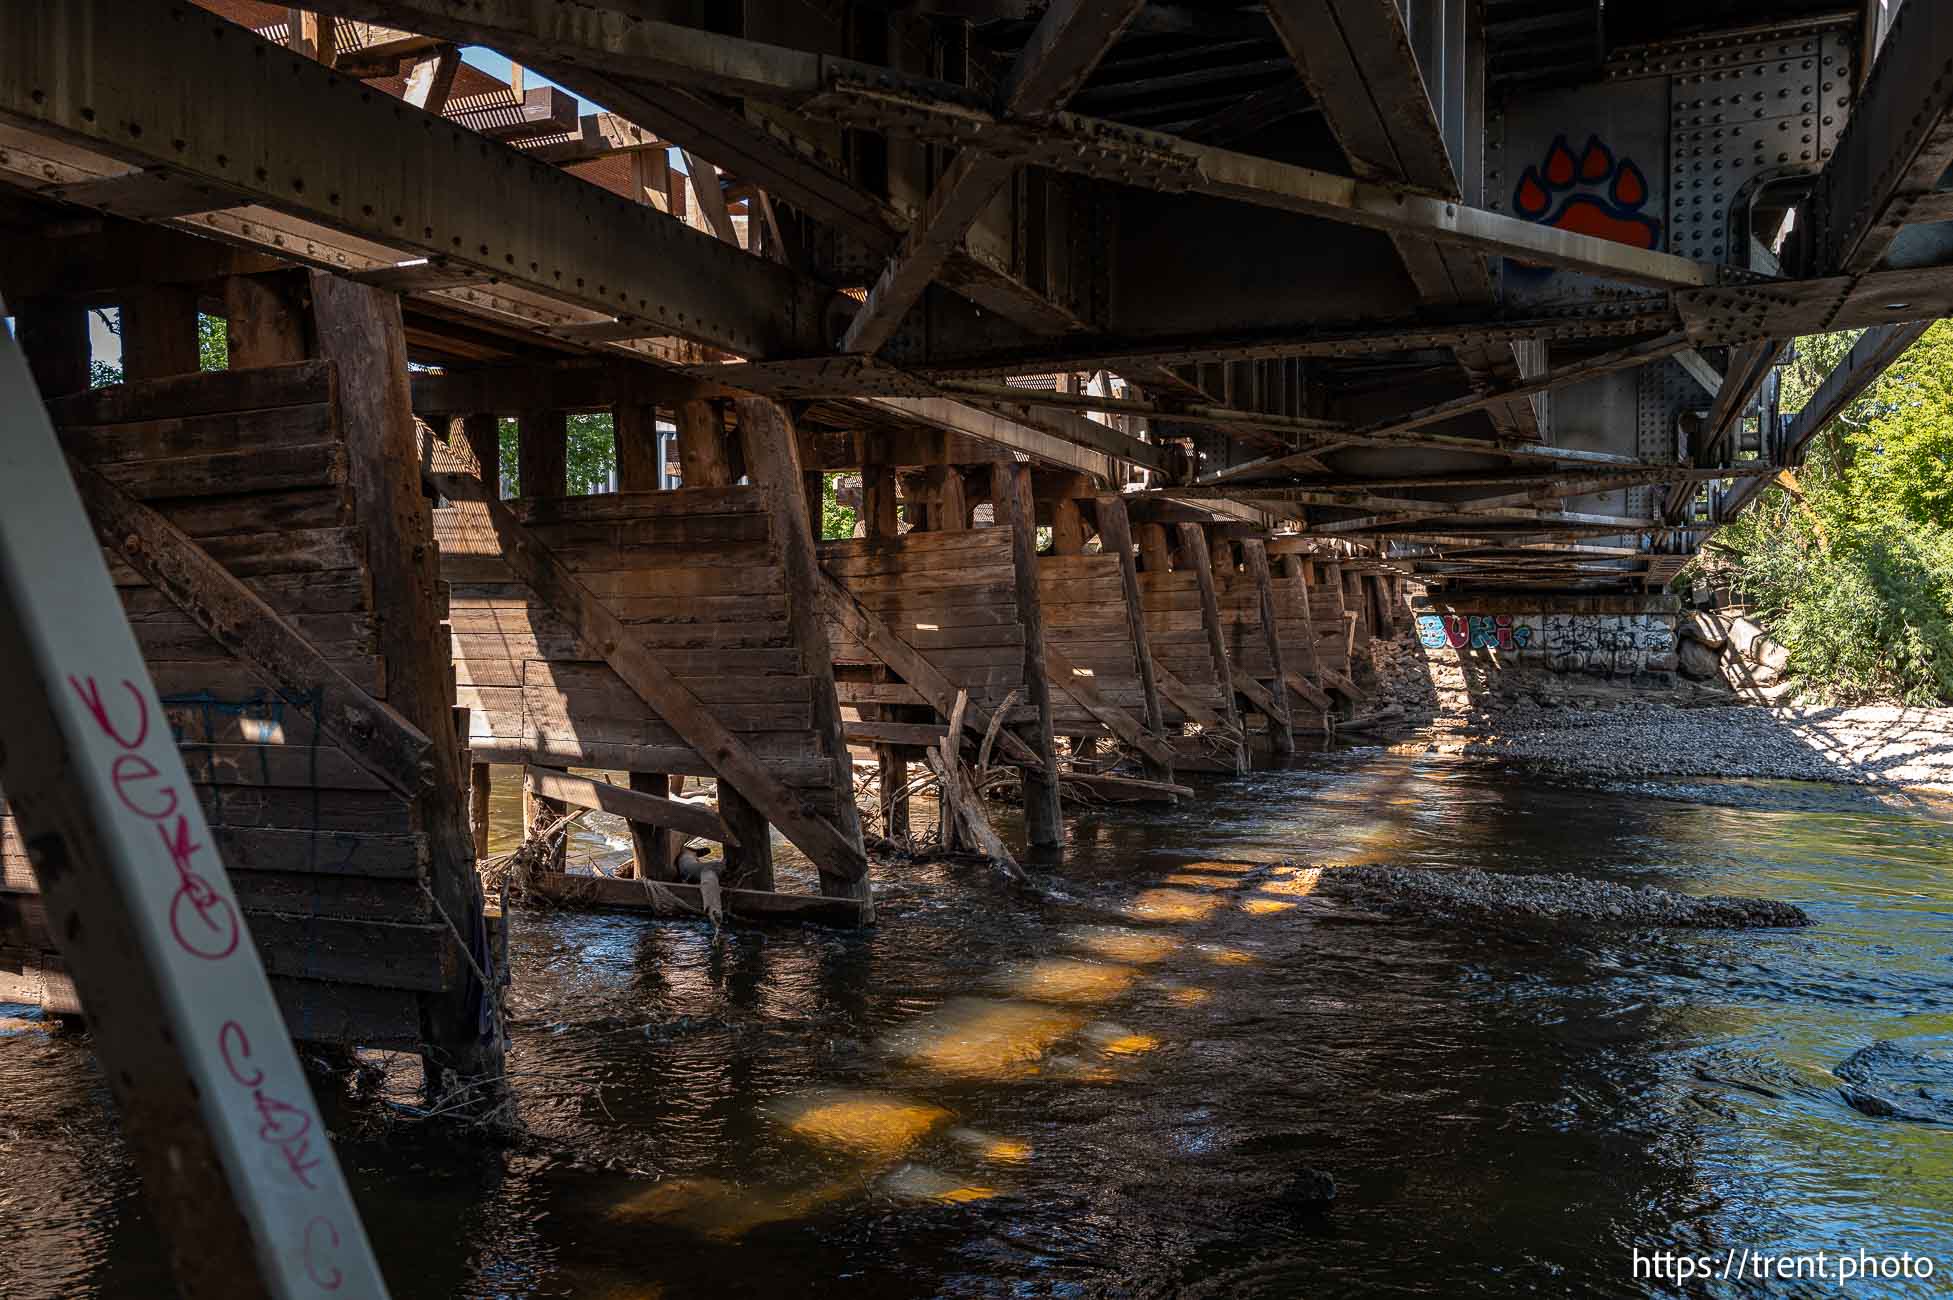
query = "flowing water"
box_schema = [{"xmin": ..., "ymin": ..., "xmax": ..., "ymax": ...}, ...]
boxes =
[{"xmin": 2, "ymin": 748, "xmax": 1950, "ymax": 1298}]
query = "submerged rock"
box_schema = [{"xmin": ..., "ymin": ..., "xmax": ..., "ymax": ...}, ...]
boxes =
[
  {"xmin": 1836, "ymin": 1040, "xmax": 1953, "ymax": 1124},
  {"xmin": 1318, "ymin": 865, "xmax": 1811, "ymax": 931},
  {"xmin": 1278, "ymin": 1168, "xmax": 1337, "ymax": 1208}
]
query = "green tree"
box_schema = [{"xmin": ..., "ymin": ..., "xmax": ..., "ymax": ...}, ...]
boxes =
[
  {"xmin": 1707, "ymin": 321, "xmax": 1953, "ymax": 703},
  {"xmin": 495, "ymin": 412, "xmax": 618, "ymax": 496}
]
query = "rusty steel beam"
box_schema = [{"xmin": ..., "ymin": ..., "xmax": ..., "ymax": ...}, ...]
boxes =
[
  {"xmin": 0, "ymin": 2, "xmax": 837, "ymax": 360},
  {"xmin": 841, "ymin": 0, "xmax": 1144, "ymax": 353}
]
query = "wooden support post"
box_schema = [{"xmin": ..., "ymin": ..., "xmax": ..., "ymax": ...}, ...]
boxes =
[
  {"xmin": 627, "ymin": 772, "xmax": 679, "ymax": 881},
  {"xmin": 119, "ymin": 283, "xmax": 200, "ymax": 381},
  {"xmin": 994, "ymin": 461, "xmax": 1064, "ymax": 848},
  {"xmin": 1050, "ymin": 496, "xmax": 1088, "ymax": 555},
  {"xmin": 1277, "ymin": 553, "xmax": 1326, "ymax": 681},
  {"xmin": 925, "ymin": 463, "xmax": 969, "ymax": 531},
  {"xmin": 470, "ymin": 762, "xmax": 492, "ymax": 861},
  {"xmin": 862, "ymin": 463, "xmax": 899, "ymax": 538},
  {"xmin": 675, "ymin": 397, "xmax": 736, "ymax": 486},
  {"xmin": 517, "ymin": 409, "xmax": 567, "ymax": 500},
  {"xmin": 521, "ymin": 765, "xmax": 569, "ymax": 873},
  {"xmin": 803, "ymin": 469, "xmax": 827, "ymax": 537},
  {"xmin": 860, "ymin": 459, "xmax": 908, "ymax": 841},
  {"xmin": 1176, "ymin": 522, "xmax": 1247, "ymax": 772},
  {"xmin": 13, "ymin": 299, "xmax": 91, "ymax": 397},
  {"xmin": 1137, "ymin": 521, "xmax": 1173, "ymax": 573},
  {"xmin": 1243, "ymin": 539, "xmax": 1295, "ymax": 755},
  {"xmin": 714, "ymin": 785, "xmax": 774, "ymax": 890},
  {"xmin": 735, "ymin": 396, "xmax": 870, "ymax": 905},
  {"xmin": 614, "ymin": 391, "xmax": 661, "ymax": 493},
  {"xmin": 461, "ymin": 412, "xmax": 501, "ymax": 497},
  {"xmin": 222, "ymin": 271, "xmax": 310, "ymax": 368},
  {"xmin": 309, "ymin": 271, "xmax": 500, "ymax": 1095},
  {"xmin": 1095, "ymin": 494, "xmax": 1171, "ymax": 782}
]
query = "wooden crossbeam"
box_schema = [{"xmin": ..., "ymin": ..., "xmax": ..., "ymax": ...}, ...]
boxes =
[
  {"xmin": 1148, "ymin": 655, "xmax": 1233, "ymax": 733},
  {"xmin": 1230, "ymin": 668, "xmax": 1290, "ymax": 733},
  {"xmin": 529, "ymin": 870, "xmax": 867, "ymax": 926},
  {"xmin": 67, "ymin": 457, "xmax": 433, "ymax": 800},
  {"xmin": 428, "ymin": 469, "xmax": 868, "ymax": 880},
  {"xmin": 1043, "ymin": 640, "xmax": 1177, "ymax": 770},
  {"xmin": 523, "ymin": 766, "xmax": 736, "ymax": 845}
]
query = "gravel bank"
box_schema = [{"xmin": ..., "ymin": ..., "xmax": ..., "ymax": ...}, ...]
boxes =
[
  {"xmin": 1363, "ymin": 638, "xmax": 1953, "ymax": 793},
  {"xmin": 1320, "ymin": 865, "xmax": 1811, "ymax": 931}
]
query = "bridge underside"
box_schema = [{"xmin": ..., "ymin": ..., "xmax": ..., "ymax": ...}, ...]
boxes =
[{"xmin": 2, "ymin": 1, "xmax": 1947, "ymax": 592}]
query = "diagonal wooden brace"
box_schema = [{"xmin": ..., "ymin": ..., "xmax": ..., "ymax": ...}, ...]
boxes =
[
  {"xmin": 68, "ymin": 456, "xmax": 433, "ymax": 800},
  {"xmin": 430, "ymin": 470, "xmax": 868, "ymax": 880}
]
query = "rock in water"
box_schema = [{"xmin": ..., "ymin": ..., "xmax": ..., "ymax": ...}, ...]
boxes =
[
  {"xmin": 1836, "ymin": 1040, "xmax": 1953, "ymax": 1123},
  {"xmin": 1318, "ymin": 865, "xmax": 1811, "ymax": 931}
]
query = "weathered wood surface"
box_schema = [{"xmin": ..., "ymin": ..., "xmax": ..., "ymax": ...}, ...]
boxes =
[
  {"xmin": 429, "ymin": 469, "xmax": 866, "ymax": 880},
  {"xmin": 524, "ymin": 766, "xmax": 736, "ymax": 845},
  {"xmin": 529, "ymin": 870, "xmax": 869, "ymax": 926},
  {"xmin": 0, "ymin": 358, "xmax": 466, "ymax": 1042}
]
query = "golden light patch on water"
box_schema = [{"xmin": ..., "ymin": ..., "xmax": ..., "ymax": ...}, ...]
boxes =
[
  {"xmin": 1173, "ymin": 859, "xmax": 1262, "ymax": 875},
  {"xmin": 1165, "ymin": 986, "xmax": 1212, "ymax": 1007},
  {"xmin": 886, "ymin": 998, "xmax": 1085, "ymax": 1080},
  {"xmin": 1241, "ymin": 897, "xmax": 1297, "ymax": 915},
  {"xmin": 773, "ymin": 1091, "xmax": 951, "ymax": 1158},
  {"xmin": 1257, "ymin": 867, "xmax": 1324, "ymax": 896},
  {"xmin": 1123, "ymin": 888, "xmax": 1224, "ymax": 922},
  {"xmin": 608, "ymin": 1177, "xmax": 850, "ymax": 1240},
  {"xmin": 880, "ymin": 1165, "xmax": 999, "ymax": 1204},
  {"xmin": 1198, "ymin": 944, "xmax": 1257, "ymax": 965},
  {"xmin": 999, "ymin": 957, "xmax": 1140, "ymax": 1005},
  {"xmin": 1081, "ymin": 1021, "xmax": 1159, "ymax": 1056},
  {"xmin": 1065, "ymin": 926, "xmax": 1183, "ymax": 964},
  {"xmin": 1040, "ymin": 1055, "xmax": 1119, "ymax": 1083},
  {"xmin": 947, "ymin": 1128, "xmax": 1033, "ymax": 1164},
  {"xmin": 1161, "ymin": 873, "xmax": 1233, "ymax": 889}
]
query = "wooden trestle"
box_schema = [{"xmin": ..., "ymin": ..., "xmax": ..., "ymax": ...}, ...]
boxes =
[{"xmin": 2, "ymin": 277, "xmax": 497, "ymax": 1083}]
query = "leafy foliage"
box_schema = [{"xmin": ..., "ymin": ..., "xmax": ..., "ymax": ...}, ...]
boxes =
[
  {"xmin": 495, "ymin": 413, "xmax": 619, "ymax": 496},
  {"xmin": 1707, "ymin": 321, "xmax": 1953, "ymax": 704},
  {"xmin": 86, "ymin": 308, "xmax": 228, "ymax": 385},
  {"xmin": 820, "ymin": 473, "xmax": 857, "ymax": 540}
]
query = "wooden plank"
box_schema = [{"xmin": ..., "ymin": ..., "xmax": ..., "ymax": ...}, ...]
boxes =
[
  {"xmin": 428, "ymin": 469, "xmax": 867, "ymax": 880},
  {"xmin": 45, "ymin": 359, "xmax": 334, "ymax": 426},
  {"xmin": 91, "ymin": 443, "xmax": 347, "ymax": 500},
  {"xmin": 1060, "ymin": 771, "xmax": 1194, "ymax": 802},
  {"xmin": 843, "ymin": 720, "xmax": 949, "ymax": 747},
  {"xmin": 66, "ymin": 460, "xmax": 432, "ymax": 799},
  {"xmin": 529, "ymin": 870, "xmax": 869, "ymax": 926},
  {"xmin": 59, "ymin": 402, "xmax": 336, "ymax": 463},
  {"xmin": 525, "ymin": 766, "xmax": 736, "ymax": 844},
  {"xmin": 510, "ymin": 484, "xmax": 767, "ymax": 525}
]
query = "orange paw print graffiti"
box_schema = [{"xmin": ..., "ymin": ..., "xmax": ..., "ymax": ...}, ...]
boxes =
[{"xmin": 1512, "ymin": 134, "xmax": 1662, "ymax": 252}]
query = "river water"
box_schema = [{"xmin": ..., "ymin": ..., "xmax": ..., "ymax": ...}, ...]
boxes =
[{"xmin": 2, "ymin": 748, "xmax": 1949, "ymax": 1298}]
